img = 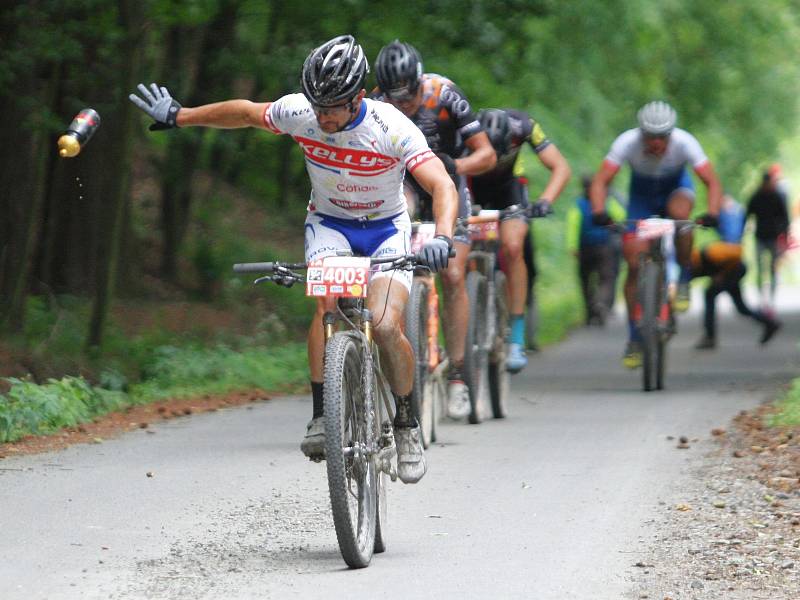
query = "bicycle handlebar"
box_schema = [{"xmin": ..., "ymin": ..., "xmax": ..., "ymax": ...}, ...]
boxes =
[
  {"xmin": 233, "ymin": 249, "xmax": 456, "ymax": 284},
  {"xmin": 233, "ymin": 262, "xmax": 276, "ymax": 273},
  {"xmin": 465, "ymin": 203, "xmax": 545, "ymax": 225}
]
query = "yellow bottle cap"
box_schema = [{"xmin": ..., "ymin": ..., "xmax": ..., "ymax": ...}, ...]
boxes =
[{"xmin": 57, "ymin": 134, "xmax": 81, "ymax": 158}]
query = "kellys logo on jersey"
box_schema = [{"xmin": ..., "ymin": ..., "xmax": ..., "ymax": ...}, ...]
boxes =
[{"xmin": 295, "ymin": 136, "xmax": 398, "ymax": 176}]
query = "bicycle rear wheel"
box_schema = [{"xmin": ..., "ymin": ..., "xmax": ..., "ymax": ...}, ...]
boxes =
[
  {"xmin": 323, "ymin": 334, "xmax": 377, "ymax": 568},
  {"xmin": 639, "ymin": 260, "xmax": 663, "ymax": 392},
  {"xmin": 465, "ymin": 270, "xmax": 489, "ymax": 424},
  {"xmin": 488, "ymin": 271, "xmax": 509, "ymax": 418},
  {"xmin": 405, "ymin": 279, "xmax": 435, "ymax": 447}
]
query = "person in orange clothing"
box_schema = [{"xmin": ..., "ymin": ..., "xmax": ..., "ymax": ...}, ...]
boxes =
[{"xmin": 691, "ymin": 241, "xmax": 781, "ymax": 349}]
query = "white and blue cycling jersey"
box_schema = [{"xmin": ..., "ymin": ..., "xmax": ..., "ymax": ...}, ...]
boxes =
[{"xmin": 605, "ymin": 127, "xmax": 708, "ymax": 219}]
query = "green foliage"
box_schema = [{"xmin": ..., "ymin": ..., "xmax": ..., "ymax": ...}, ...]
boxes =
[
  {"xmin": 531, "ymin": 199, "xmax": 584, "ymax": 346},
  {"xmin": 131, "ymin": 342, "xmax": 307, "ymax": 401},
  {"xmin": 0, "ymin": 377, "xmax": 127, "ymax": 443},
  {"xmin": 769, "ymin": 378, "xmax": 800, "ymax": 427},
  {"xmin": 0, "ymin": 341, "xmax": 308, "ymax": 443}
]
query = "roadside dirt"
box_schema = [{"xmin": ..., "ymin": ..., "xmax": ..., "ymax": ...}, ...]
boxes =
[
  {"xmin": 630, "ymin": 402, "xmax": 800, "ymax": 599},
  {"xmin": 0, "ymin": 388, "xmax": 275, "ymax": 459}
]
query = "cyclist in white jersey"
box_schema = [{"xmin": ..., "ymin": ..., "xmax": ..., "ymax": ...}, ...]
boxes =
[
  {"xmin": 589, "ymin": 101, "xmax": 721, "ymax": 369},
  {"xmin": 129, "ymin": 35, "xmax": 459, "ymax": 484}
]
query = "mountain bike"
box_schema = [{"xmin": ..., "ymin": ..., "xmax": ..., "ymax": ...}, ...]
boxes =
[
  {"xmin": 627, "ymin": 218, "xmax": 695, "ymax": 392},
  {"xmin": 405, "ymin": 222, "xmax": 449, "ymax": 447},
  {"xmin": 464, "ymin": 204, "xmax": 545, "ymax": 422},
  {"xmin": 234, "ymin": 253, "xmax": 423, "ymax": 568}
]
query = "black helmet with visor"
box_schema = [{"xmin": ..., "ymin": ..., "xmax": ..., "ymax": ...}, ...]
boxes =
[{"xmin": 374, "ymin": 40, "xmax": 424, "ymax": 101}]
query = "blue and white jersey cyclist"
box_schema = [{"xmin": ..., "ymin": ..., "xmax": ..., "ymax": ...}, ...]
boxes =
[
  {"xmin": 589, "ymin": 100, "xmax": 722, "ymax": 369},
  {"xmin": 129, "ymin": 35, "xmax": 461, "ymax": 484}
]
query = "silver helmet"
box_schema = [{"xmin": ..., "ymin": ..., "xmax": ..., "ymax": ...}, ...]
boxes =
[{"xmin": 637, "ymin": 101, "xmax": 676, "ymax": 136}]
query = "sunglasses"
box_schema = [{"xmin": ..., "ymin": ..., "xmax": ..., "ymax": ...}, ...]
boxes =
[
  {"xmin": 386, "ymin": 84, "xmax": 419, "ymax": 102},
  {"xmin": 311, "ymin": 99, "xmax": 355, "ymax": 116}
]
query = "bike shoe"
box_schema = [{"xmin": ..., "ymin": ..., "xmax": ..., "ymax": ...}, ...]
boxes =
[
  {"xmin": 674, "ymin": 282, "xmax": 691, "ymax": 313},
  {"xmin": 300, "ymin": 417, "xmax": 325, "ymax": 460},
  {"xmin": 446, "ymin": 380, "xmax": 471, "ymax": 419},
  {"xmin": 621, "ymin": 341, "xmax": 643, "ymax": 369},
  {"xmin": 505, "ymin": 343, "xmax": 528, "ymax": 374},
  {"xmin": 760, "ymin": 319, "xmax": 781, "ymax": 345},
  {"xmin": 394, "ymin": 424, "xmax": 427, "ymax": 484},
  {"xmin": 694, "ymin": 335, "xmax": 716, "ymax": 350}
]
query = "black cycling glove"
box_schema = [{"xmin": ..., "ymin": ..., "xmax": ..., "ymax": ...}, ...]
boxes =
[
  {"xmin": 591, "ymin": 211, "xmax": 614, "ymax": 227},
  {"xmin": 696, "ymin": 213, "xmax": 719, "ymax": 228},
  {"xmin": 529, "ymin": 199, "xmax": 553, "ymax": 218},
  {"xmin": 435, "ymin": 153, "xmax": 458, "ymax": 177}
]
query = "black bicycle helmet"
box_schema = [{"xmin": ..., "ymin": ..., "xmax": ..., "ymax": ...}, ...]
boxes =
[
  {"xmin": 478, "ymin": 109, "xmax": 512, "ymax": 155},
  {"xmin": 374, "ymin": 40, "xmax": 423, "ymax": 98},
  {"xmin": 301, "ymin": 35, "xmax": 368, "ymax": 107}
]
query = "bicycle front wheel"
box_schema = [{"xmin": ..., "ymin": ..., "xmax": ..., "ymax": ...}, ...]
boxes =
[
  {"xmin": 323, "ymin": 334, "xmax": 377, "ymax": 568},
  {"xmin": 639, "ymin": 260, "xmax": 663, "ymax": 392},
  {"xmin": 465, "ymin": 270, "xmax": 489, "ymax": 424}
]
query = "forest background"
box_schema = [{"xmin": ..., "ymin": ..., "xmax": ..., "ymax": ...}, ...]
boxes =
[{"xmin": 1, "ymin": 0, "xmax": 798, "ymax": 441}]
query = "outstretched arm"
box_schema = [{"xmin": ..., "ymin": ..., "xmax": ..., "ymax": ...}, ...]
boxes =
[
  {"xmin": 177, "ymin": 100, "xmax": 271, "ymax": 129},
  {"xmin": 130, "ymin": 82, "xmax": 272, "ymax": 131}
]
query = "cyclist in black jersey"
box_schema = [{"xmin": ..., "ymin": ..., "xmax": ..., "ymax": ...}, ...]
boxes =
[
  {"xmin": 470, "ymin": 108, "xmax": 570, "ymax": 372},
  {"xmin": 374, "ymin": 40, "xmax": 496, "ymax": 420}
]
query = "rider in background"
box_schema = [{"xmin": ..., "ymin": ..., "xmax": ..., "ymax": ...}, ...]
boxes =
[
  {"xmin": 373, "ymin": 40, "xmax": 496, "ymax": 418},
  {"xmin": 566, "ymin": 175, "xmax": 625, "ymax": 326},
  {"xmin": 691, "ymin": 194, "xmax": 781, "ymax": 349},
  {"xmin": 590, "ymin": 100, "xmax": 722, "ymax": 369},
  {"xmin": 130, "ymin": 35, "xmax": 459, "ymax": 483},
  {"xmin": 470, "ymin": 108, "xmax": 570, "ymax": 371}
]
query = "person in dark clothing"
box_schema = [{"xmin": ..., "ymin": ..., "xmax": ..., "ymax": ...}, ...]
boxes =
[
  {"xmin": 747, "ymin": 169, "xmax": 790, "ymax": 307},
  {"xmin": 566, "ymin": 175, "xmax": 625, "ymax": 325},
  {"xmin": 691, "ymin": 242, "xmax": 781, "ymax": 349}
]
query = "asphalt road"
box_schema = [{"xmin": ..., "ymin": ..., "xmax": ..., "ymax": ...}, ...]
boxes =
[{"xmin": 2, "ymin": 288, "xmax": 798, "ymax": 600}]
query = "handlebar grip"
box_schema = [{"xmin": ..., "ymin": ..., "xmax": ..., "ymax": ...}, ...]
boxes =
[
  {"xmin": 233, "ymin": 262, "xmax": 274, "ymax": 273},
  {"xmin": 449, "ymin": 247, "xmax": 457, "ymax": 257}
]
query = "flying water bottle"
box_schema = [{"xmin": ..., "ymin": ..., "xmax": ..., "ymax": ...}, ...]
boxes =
[{"xmin": 57, "ymin": 108, "xmax": 101, "ymax": 158}]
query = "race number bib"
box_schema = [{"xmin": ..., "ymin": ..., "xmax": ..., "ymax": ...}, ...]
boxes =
[
  {"xmin": 469, "ymin": 221, "xmax": 499, "ymax": 241},
  {"xmin": 306, "ymin": 256, "xmax": 370, "ymax": 298},
  {"xmin": 636, "ymin": 218, "xmax": 675, "ymax": 241},
  {"xmin": 410, "ymin": 223, "xmax": 436, "ymax": 253}
]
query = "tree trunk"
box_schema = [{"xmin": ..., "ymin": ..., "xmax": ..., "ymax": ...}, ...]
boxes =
[{"xmin": 86, "ymin": 0, "xmax": 144, "ymax": 349}]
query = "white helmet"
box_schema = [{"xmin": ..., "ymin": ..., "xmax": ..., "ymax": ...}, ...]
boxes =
[{"xmin": 637, "ymin": 101, "xmax": 676, "ymax": 136}]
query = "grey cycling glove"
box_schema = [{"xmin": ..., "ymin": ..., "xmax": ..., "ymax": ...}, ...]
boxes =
[
  {"xmin": 419, "ymin": 235, "xmax": 453, "ymax": 272},
  {"xmin": 129, "ymin": 83, "xmax": 182, "ymax": 130}
]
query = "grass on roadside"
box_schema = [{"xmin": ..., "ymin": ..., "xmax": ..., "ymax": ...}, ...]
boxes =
[
  {"xmin": 0, "ymin": 342, "xmax": 308, "ymax": 443},
  {"xmin": 768, "ymin": 378, "xmax": 800, "ymax": 427}
]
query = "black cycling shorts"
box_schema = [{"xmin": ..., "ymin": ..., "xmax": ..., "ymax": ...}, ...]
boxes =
[{"xmin": 470, "ymin": 177, "xmax": 530, "ymax": 221}]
